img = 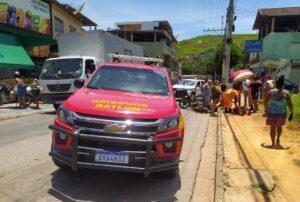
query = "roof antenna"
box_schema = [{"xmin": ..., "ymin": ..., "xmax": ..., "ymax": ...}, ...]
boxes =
[{"xmin": 73, "ymin": 2, "xmax": 85, "ymax": 15}]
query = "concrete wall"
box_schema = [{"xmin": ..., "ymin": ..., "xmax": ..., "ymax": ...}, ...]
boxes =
[{"xmin": 262, "ymin": 32, "xmax": 300, "ymax": 85}]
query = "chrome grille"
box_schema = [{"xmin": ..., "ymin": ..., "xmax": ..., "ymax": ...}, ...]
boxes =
[
  {"xmin": 73, "ymin": 112, "xmax": 160, "ymax": 136},
  {"xmin": 47, "ymin": 84, "xmax": 71, "ymax": 92}
]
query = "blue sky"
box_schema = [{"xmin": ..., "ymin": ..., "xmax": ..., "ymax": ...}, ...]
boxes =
[{"xmin": 59, "ymin": 0, "xmax": 300, "ymax": 41}]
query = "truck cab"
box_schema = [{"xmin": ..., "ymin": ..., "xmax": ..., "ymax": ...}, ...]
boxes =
[
  {"xmin": 40, "ymin": 56, "xmax": 97, "ymax": 109},
  {"xmin": 49, "ymin": 55, "xmax": 185, "ymax": 177}
]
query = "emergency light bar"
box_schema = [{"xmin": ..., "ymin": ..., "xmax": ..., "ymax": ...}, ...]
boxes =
[{"xmin": 109, "ymin": 54, "xmax": 164, "ymax": 66}]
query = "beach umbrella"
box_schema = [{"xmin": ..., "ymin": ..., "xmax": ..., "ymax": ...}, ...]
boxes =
[
  {"xmin": 230, "ymin": 69, "xmax": 255, "ymax": 82},
  {"xmin": 230, "ymin": 69, "xmax": 251, "ymax": 80}
]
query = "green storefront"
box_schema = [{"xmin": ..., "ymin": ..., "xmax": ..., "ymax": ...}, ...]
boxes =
[{"xmin": 0, "ymin": 0, "xmax": 55, "ymax": 77}]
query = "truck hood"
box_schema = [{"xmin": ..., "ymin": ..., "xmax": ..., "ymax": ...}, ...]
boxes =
[
  {"xmin": 173, "ymin": 84, "xmax": 194, "ymax": 90},
  {"xmin": 64, "ymin": 88, "xmax": 179, "ymax": 120}
]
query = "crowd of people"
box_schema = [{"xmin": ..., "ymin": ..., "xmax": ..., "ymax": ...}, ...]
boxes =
[
  {"xmin": 0, "ymin": 71, "xmax": 40, "ymax": 109},
  {"xmin": 201, "ymin": 74, "xmax": 294, "ymax": 148}
]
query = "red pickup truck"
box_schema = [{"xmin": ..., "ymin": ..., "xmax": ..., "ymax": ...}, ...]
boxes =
[{"xmin": 49, "ymin": 57, "xmax": 184, "ymax": 177}]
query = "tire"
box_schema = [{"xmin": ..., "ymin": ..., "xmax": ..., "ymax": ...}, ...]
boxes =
[
  {"xmin": 52, "ymin": 158, "xmax": 71, "ymax": 170},
  {"xmin": 179, "ymin": 99, "xmax": 190, "ymax": 109},
  {"xmin": 53, "ymin": 103, "xmax": 60, "ymax": 111},
  {"xmin": 161, "ymin": 168, "xmax": 179, "ymax": 178},
  {"xmin": 190, "ymin": 93, "xmax": 195, "ymax": 101},
  {"xmin": 25, "ymin": 95, "xmax": 32, "ymax": 106}
]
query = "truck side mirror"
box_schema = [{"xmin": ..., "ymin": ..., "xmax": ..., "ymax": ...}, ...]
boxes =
[{"xmin": 74, "ymin": 79, "xmax": 85, "ymax": 89}]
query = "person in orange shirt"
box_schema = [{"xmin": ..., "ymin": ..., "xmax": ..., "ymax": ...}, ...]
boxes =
[{"xmin": 222, "ymin": 88, "xmax": 240, "ymax": 113}]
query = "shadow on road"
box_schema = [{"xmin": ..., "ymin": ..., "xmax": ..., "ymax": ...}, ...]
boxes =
[
  {"xmin": 49, "ymin": 168, "xmax": 181, "ymax": 202},
  {"xmin": 260, "ymin": 143, "xmax": 290, "ymax": 150}
]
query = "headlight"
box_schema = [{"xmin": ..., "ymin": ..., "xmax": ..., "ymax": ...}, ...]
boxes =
[
  {"xmin": 187, "ymin": 90, "xmax": 192, "ymax": 95},
  {"xmin": 157, "ymin": 113, "xmax": 179, "ymax": 133},
  {"xmin": 57, "ymin": 106, "xmax": 74, "ymax": 125}
]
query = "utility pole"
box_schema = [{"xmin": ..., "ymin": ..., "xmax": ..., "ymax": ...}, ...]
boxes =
[{"xmin": 222, "ymin": 0, "xmax": 234, "ymax": 81}]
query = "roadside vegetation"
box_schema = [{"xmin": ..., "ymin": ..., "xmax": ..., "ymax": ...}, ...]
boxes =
[{"xmin": 176, "ymin": 34, "xmax": 258, "ymax": 75}]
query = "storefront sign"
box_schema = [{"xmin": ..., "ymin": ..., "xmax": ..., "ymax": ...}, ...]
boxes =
[
  {"xmin": 0, "ymin": 0, "xmax": 51, "ymax": 35},
  {"xmin": 245, "ymin": 40, "xmax": 263, "ymax": 52}
]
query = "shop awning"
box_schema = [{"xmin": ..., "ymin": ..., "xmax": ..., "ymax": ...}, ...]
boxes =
[
  {"xmin": 0, "ymin": 32, "xmax": 34, "ymax": 69},
  {"xmin": 0, "ymin": 23, "xmax": 56, "ymax": 48}
]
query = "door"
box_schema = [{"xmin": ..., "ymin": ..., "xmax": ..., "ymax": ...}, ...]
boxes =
[{"xmin": 195, "ymin": 81, "xmax": 201, "ymax": 96}]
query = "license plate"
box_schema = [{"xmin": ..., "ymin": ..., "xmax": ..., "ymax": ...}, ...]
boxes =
[{"xmin": 95, "ymin": 151, "xmax": 129, "ymax": 164}]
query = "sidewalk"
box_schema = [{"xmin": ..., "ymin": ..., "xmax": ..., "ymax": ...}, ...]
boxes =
[
  {"xmin": 0, "ymin": 103, "xmax": 55, "ymax": 121},
  {"xmin": 222, "ymin": 111, "xmax": 300, "ymax": 202}
]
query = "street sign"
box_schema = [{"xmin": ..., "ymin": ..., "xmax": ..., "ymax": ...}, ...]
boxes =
[{"xmin": 245, "ymin": 40, "xmax": 263, "ymax": 52}]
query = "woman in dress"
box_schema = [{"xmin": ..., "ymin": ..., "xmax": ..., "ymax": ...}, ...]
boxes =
[{"xmin": 265, "ymin": 75, "xmax": 293, "ymax": 147}]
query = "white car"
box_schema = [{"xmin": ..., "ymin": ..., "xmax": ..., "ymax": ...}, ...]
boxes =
[{"xmin": 173, "ymin": 79, "xmax": 205, "ymax": 100}]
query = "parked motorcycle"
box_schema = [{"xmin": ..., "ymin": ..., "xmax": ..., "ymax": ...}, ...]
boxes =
[
  {"xmin": 0, "ymin": 84, "xmax": 32, "ymax": 106},
  {"xmin": 179, "ymin": 92, "xmax": 209, "ymax": 113}
]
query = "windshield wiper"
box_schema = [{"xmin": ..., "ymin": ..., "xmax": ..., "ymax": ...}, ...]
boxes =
[{"xmin": 87, "ymin": 85, "xmax": 102, "ymax": 90}]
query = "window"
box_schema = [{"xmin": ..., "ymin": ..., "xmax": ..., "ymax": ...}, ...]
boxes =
[
  {"xmin": 69, "ymin": 25, "xmax": 77, "ymax": 32},
  {"xmin": 54, "ymin": 17, "xmax": 64, "ymax": 33},
  {"xmin": 85, "ymin": 59, "xmax": 95, "ymax": 74}
]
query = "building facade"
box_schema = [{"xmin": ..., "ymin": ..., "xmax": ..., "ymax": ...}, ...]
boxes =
[
  {"xmin": 109, "ymin": 21, "xmax": 179, "ymax": 71},
  {"xmin": 252, "ymin": 7, "xmax": 300, "ymax": 85},
  {"xmin": 0, "ymin": 0, "xmax": 96, "ymax": 78}
]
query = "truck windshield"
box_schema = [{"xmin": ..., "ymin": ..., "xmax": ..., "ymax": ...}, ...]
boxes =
[
  {"xmin": 87, "ymin": 66, "xmax": 170, "ymax": 96},
  {"xmin": 40, "ymin": 58, "xmax": 83, "ymax": 79}
]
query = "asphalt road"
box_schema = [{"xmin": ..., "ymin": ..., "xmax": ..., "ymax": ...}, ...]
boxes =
[{"xmin": 0, "ymin": 110, "xmax": 210, "ymax": 202}]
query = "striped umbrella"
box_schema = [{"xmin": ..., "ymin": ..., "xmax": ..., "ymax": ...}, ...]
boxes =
[{"xmin": 230, "ymin": 69, "xmax": 255, "ymax": 83}]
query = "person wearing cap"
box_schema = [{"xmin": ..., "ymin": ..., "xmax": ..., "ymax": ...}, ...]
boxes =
[{"xmin": 265, "ymin": 75, "xmax": 293, "ymax": 147}]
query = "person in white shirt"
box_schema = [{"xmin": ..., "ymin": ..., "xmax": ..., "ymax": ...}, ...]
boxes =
[{"xmin": 242, "ymin": 79, "xmax": 250, "ymax": 106}]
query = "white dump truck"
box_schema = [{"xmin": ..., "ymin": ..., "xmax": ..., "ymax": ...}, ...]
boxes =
[{"xmin": 39, "ymin": 30, "xmax": 144, "ymax": 109}]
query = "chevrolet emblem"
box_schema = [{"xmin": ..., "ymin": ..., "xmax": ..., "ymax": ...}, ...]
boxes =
[{"xmin": 104, "ymin": 124, "xmax": 126, "ymax": 132}]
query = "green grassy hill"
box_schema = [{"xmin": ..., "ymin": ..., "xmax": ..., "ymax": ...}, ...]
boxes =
[{"xmin": 176, "ymin": 34, "xmax": 258, "ymax": 58}]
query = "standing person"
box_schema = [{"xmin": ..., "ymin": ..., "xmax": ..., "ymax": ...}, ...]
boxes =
[
  {"xmin": 220, "ymin": 78, "xmax": 228, "ymax": 107},
  {"xmin": 32, "ymin": 75, "xmax": 40, "ymax": 109},
  {"xmin": 233, "ymin": 82, "xmax": 242, "ymax": 107},
  {"xmin": 265, "ymin": 75, "xmax": 293, "ymax": 147},
  {"xmin": 202, "ymin": 79, "xmax": 213, "ymax": 107},
  {"xmin": 249, "ymin": 78, "xmax": 261, "ymax": 112},
  {"xmin": 14, "ymin": 71, "xmax": 26, "ymax": 109},
  {"xmin": 242, "ymin": 79, "xmax": 250, "ymax": 107},
  {"xmin": 211, "ymin": 80, "xmax": 222, "ymax": 116},
  {"xmin": 221, "ymin": 78, "xmax": 228, "ymax": 92},
  {"xmin": 263, "ymin": 80, "xmax": 274, "ymax": 115}
]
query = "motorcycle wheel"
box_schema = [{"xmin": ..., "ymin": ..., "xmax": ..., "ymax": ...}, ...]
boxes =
[
  {"xmin": 179, "ymin": 99, "xmax": 190, "ymax": 109},
  {"xmin": 25, "ymin": 95, "xmax": 32, "ymax": 106}
]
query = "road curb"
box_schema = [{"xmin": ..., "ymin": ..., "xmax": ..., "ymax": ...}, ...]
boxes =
[
  {"xmin": 214, "ymin": 109, "xmax": 224, "ymax": 202},
  {"xmin": 0, "ymin": 109, "xmax": 54, "ymax": 121}
]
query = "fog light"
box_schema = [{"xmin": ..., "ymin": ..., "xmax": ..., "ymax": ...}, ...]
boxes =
[
  {"xmin": 56, "ymin": 132, "xmax": 67, "ymax": 143},
  {"xmin": 163, "ymin": 142, "xmax": 175, "ymax": 152}
]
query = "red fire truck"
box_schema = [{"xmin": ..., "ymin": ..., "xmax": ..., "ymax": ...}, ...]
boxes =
[{"xmin": 49, "ymin": 55, "xmax": 184, "ymax": 177}]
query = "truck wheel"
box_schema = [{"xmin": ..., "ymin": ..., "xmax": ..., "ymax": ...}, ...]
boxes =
[
  {"xmin": 52, "ymin": 158, "xmax": 70, "ymax": 170},
  {"xmin": 161, "ymin": 168, "xmax": 179, "ymax": 178},
  {"xmin": 53, "ymin": 103, "xmax": 60, "ymax": 111}
]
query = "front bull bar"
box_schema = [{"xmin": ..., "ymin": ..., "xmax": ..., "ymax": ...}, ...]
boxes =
[{"xmin": 49, "ymin": 125, "xmax": 183, "ymax": 177}]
